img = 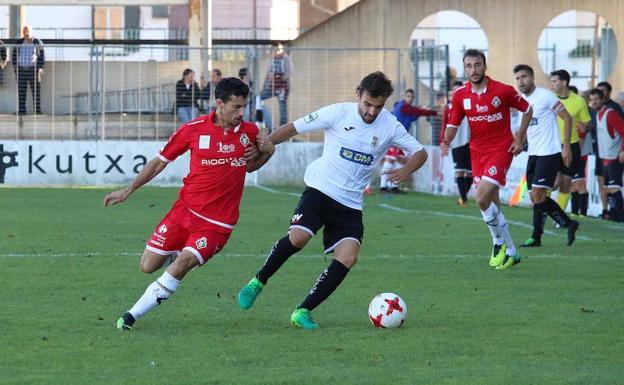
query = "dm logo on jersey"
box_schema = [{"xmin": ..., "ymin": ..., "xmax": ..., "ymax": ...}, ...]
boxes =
[
  {"xmin": 195, "ymin": 237, "xmax": 208, "ymax": 249},
  {"xmin": 491, "ymin": 97, "xmax": 501, "ymax": 108},
  {"xmin": 371, "ymin": 136, "xmax": 379, "ymax": 148},
  {"xmin": 240, "ymin": 133, "xmax": 250, "ymax": 147},
  {"xmin": 304, "ymin": 112, "xmax": 318, "ymax": 123},
  {"xmin": 158, "ymin": 224, "xmax": 168, "ymax": 234},
  {"xmin": 488, "ymin": 166, "xmax": 497, "ymax": 176},
  {"xmin": 340, "ymin": 147, "xmax": 374, "ymax": 166}
]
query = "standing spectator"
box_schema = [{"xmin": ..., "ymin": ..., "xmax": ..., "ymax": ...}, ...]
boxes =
[
  {"xmin": 239, "ymin": 67, "xmax": 254, "ymax": 121},
  {"xmin": 11, "ymin": 25, "xmax": 45, "ymax": 115},
  {"xmin": 391, "ymin": 89, "xmax": 438, "ymax": 131},
  {"xmin": 175, "ymin": 68, "xmax": 200, "ymax": 123},
  {"xmin": 211, "ymin": 68, "xmax": 222, "ymax": 85},
  {"xmin": 260, "ymin": 43, "xmax": 293, "ymax": 126},
  {"xmin": 199, "ymin": 68, "xmax": 222, "ymax": 113},
  {"xmin": 0, "ymin": 40, "xmax": 8, "ymax": 86}
]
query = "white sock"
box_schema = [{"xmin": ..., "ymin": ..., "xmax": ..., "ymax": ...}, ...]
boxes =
[
  {"xmin": 481, "ymin": 203, "xmax": 503, "ymax": 245},
  {"xmin": 380, "ymin": 161, "xmax": 392, "ymax": 188},
  {"xmin": 128, "ymin": 271, "xmax": 181, "ymax": 320},
  {"xmin": 496, "ymin": 206, "xmax": 516, "ymax": 256}
]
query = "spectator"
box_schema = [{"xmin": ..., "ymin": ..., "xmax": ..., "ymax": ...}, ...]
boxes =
[
  {"xmin": 211, "ymin": 68, "xmax": 222, "ymax": 85},
  {"xmin": 239, "ymin": 67, "xmax": 254, "ymax": 121},
  {"xmin": 11, "ymin": 25, "xmax": 45, "ymax": 115},
  {"xmin": 596, "ymin": 82, "xmax": 624, "ymax": 118},
  {"xmin": 175, "ymin": 68, "xmax": 200, "ymax": 123},
  {"xmin": 260, "ymin": 43, "xmax": 293, "ymax": 126},
  {"xmin": 0, "ymin": 40, "xmax": 7, "ymax": 86},
  {"xmin": 199, "ymin": 68, "xmax": 222, "ymax": 113},
  {"xmin": 616, "ymin": 91, "xmax": 624, "ymax": 111},
  {"xmin": 391, "ymin": 89, "xmax": 438, "ymax": 132}
]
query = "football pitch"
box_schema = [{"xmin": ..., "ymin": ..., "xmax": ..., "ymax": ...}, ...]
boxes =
[{"xmin": 2, "ymin": 186, "xmax": 623, "ymax": 385}]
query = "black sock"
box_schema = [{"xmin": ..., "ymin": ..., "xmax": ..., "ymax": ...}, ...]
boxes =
[
  {"xmin": 571, "ymin": 192, "xmax": 579, "ymax": 215},
  {"xmin": 256, "ymin": 237, "xmax": 301, "ymax": 285},
  {"xmin": 464, "ymin": 176, "xmax": 473, "ymax": 194},
  {"xmin": 456, "ymin": 177, "xmax": 467, "ymax": 201},
  {"xmin": 544, "ymin": 197, "xmax": 572, "ymax": 227},
  {"xmin": 298, "ymin": 259, "xmax": 350, "ymax": 311},
  {"xmin": 579, "ymin": 193, "xmax": 589, "ymax": 216},
  {"xmin": 532, "ymin": 202, "xmax": 548, "ymax": 240},
  {"xmin": 608, "ymin": 192, "xmax": 624, "ymax": 221}
]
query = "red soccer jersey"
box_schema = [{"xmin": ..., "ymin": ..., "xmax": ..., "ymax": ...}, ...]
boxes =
[
  {"xmin": 158, "ymin": 112, "xmax": 258, "ymax": 232},
  {"xmin": 447, "ymin": 77, "xmax": 530, "ymax": 152}
]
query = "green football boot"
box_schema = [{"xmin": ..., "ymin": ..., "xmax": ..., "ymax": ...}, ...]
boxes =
[
  {"xmin": 116, "ymin": 312, "xmax": 135, "ymax": 331},
  {"xmin": 291, "ymin": 308, "xmax": 320, "ymax": 330},
  {"xmin": 238, "ymin": 277, "xmax": 264, "ymax": 310},
  {"xmin": 496, "ymin": 252, "xmax": 521, "ymax": 270},
  {"xmin": 489, "ymin": 243, "xmax": 507, "ymax": 267}
]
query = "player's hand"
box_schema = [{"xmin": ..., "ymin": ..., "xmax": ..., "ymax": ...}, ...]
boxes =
[
  {"xmin": 440, "ymin": 140, "xmax": 450, "ymax": 156},
  {"xmin": 562, "ymin": 144, "xmax": 572, "ymax": 168},
  {"xmin": 103, "ymin": 188, "xmax": 131, "ymax": 207},
  {"xmin": 384, "ymin": 167, "xmax": 411, "ymax": 185},
  {"xmin": 508, "ymin": 139, "xmax": 524, "ymax": 156},
  {"xmin": 256, "ymin": 134, "xmax": 275, "ymax": 155},
  {"xmin": 619, "ymin": 151, "xmax": 624, "ymax": 164},
  {"xmin": 244, "ymin": 143, "xmax": 260, "ymax": 162}
]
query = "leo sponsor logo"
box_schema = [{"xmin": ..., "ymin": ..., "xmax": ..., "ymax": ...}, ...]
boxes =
[
  {"xmin": 340, "ymin": 147, "xmax": 374, "ymax": 166},
  {"xmin": 200, "ymin": 157, "xmax": 246, "ymax": 167},
  {"xmin": 476, "ymin": 104, "xmax": 489, "ymax": 113},
  {"xmin": 217, "ymin": 142, "xmax": 236, "ymax": 153},
  {"xmin": 291, "ymin": 213, "xmax": 303, "ymax": 223},
  {"xmin": 195, "ymin": 237, "xmax": 208, "ymax": 249},
  {"xmin": 468, "ymin": 112, "xmax": 503, "ymax": 123}
]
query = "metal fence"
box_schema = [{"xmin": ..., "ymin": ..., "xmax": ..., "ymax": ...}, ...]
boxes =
[{"xmin": 0, "ymin": 43, "xmax": 453, "ymax": 143}]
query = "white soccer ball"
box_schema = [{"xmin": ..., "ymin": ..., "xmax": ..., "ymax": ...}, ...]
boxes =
[{"xmin": 368, "ymin": 292, "xmax": 407, "ymax": 328}]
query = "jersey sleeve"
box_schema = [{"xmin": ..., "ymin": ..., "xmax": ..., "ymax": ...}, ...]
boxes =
[
  {"xmin": 391, "ymin": 122, "xmax": 424, "ymax": 157},
  {"xmin": 547, "ymin": 92, "xmax": 565, "ymax": 113},
  {"xmin": 506, "ymin": 85, "xmax": 530, "ymax": 113},
  {"xmin": 447, "ymin": 92, "xmax": 466, "ymax": 127},
  {"xmin": 293, "ymin": 104, "xmax": 340, "ymax": 134},
  {"xmin": 159, "ymin": 125, "xmax": 190, "ymax": 162},
  {"xmin": 607, "ymin": 109, "xmax": 624, "ymax": 139},
  {"xmin": 578, "ymin": 98, "xmax": 592, "ymax": 124}
]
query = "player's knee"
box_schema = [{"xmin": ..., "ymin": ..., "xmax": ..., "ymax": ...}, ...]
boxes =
[
  {"xmin": 288, "ymin": 230, "xmax": 310, "ymax": 249},
  {"xmin": 475, "ymin": 195, "xmax": 490, "ymax": 210},
  {"xmin": 338, "ymin": 254, "xmax": 358, "ymax": 268},
  {"xmin": 140, "ymin": 259, "xmax": 159, "ymax": 274}
]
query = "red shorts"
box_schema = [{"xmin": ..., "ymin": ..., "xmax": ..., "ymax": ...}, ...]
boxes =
[
  {"xmin": 470, "ymin": 148, "xmax": 513, "ymax": 187},
  {"xmin": 147, "ymin": 200, "xmax": 231, "ymax": 265},
  {"xmin": 384, "ymin": 146, "xmax": 405, "ymax": 161}
]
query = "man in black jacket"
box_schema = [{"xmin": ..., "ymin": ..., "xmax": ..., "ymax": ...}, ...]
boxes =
[{"xmin": 11, "ymin": 25, "xmax": 45, "ymax": 115}]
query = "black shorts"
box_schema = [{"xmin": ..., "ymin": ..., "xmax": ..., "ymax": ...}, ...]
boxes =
[
  {"xmin": 451, "ymin": 144, "xmax": 472, "ymax": 172},
  {"xmin": 595, "ymin": 156, "xmax": 604, "ymax": 177},
  {"xmin": 289, "ymin": 187, "xmax": 364, "ymax": 254},
  {"xmin": 560, "ymin": 142, "xmax": 585, "ymax": 180},
  {"xmin": 604, "ymin": 161, "xmax": 623, "ymax": 189},
  {"xmin": 526, "ymin": 153, "xmax": 562, "ymax": 190}
]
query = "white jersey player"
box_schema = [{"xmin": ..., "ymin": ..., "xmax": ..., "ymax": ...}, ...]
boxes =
[
  {"xmin": 238, "ymin": 72, "xmax": 428, "ymax": 329},
  {"xmin": 513, "ymin": 64, "xmax": 579, "ymax": 247}
]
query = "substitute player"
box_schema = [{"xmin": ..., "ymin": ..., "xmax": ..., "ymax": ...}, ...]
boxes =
[
  {"xmin": 442, "ymin": 49, "xmax": 533, "ymax": 270},
  {"xmin": 588, "ymin": 88, "xmax": 624, "ymax": 222},
  {"xmin": 380, "ymin": 146, "xmax": 407, "ymax": 193},
  {"xmin": 440, "ymin": 80, "xmax": 473, "ymax": 206},
  {"xmin": 513, "ymin": 64, "xmax": 579, "ymax": 247},
  {"xmin": 549, "ymin": 70, "xmax": 591, "ymax": 212},
  {"xmin": 104, "ymin": 78, "xmax": 274, "ymax": 330},
  {"xmin": 238, "ymin": 72, "xmax": 428, "ymax": 329}
]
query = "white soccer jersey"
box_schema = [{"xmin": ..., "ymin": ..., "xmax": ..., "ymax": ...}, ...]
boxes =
[
  {"xmin": 293, "ymin": 102, "xmax": 424, "ymax": 210},
  {"xmin": 522, "ymin": 87, "xmax": 564, "ymax": 156},
  {"xmin": 451, "ymin": 116, "xmax": 470, "ymax": 149}
]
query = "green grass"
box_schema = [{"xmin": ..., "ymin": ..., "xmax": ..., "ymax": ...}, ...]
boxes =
[{"xmin": 1, "ymin": 186, "xmax": 623, "ymax": 385}]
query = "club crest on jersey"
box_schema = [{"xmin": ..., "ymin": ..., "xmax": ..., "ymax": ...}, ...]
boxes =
[
  {"xmin": 304, "ymin": 112, "xmax": 318, "ymax": 123},
  {"xmin": 491, "ymin": 96, "xmax": 501, "ymax": 108},
  {"xmin": 240, "ymin": 133, "xmax": 250, "ymax": 147},
  {"xmin": 371, "ymin": 136, "xmax": 379, "ymax": 148},
  {"xmin": 488, "ymin": 166, "xmax": 497, "ymax": 176},
  {"xmin": 199, "ymin": 135, "xmax": 211, "ymax": 149},
  {"xmin": 340, "ymin": 147, "xmax": 374, "ymax": 166},
  {"xmin": 195, "ymin": 237, "xmax": 208, "ymax": 249}
]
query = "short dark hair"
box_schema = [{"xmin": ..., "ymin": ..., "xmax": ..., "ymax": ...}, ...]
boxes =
[
  {"xmin": 451, "ymin": 80, "xmax": 464, "ymax": 88},
  {"xmin": 215, "ymin": 77, "xmax": 249, "ymax": 102},
  {"xmin": 356, "ymin": 71, "xmax": 394, "ymax": 98},
  {"xmin": 238, "ymin": 67, "xmax": 248, "ymax": 79},
  {"xmin": 589, "ymin": 88, "xmax": 604, "ymax": 99},
  {"xmin": 212, "ymin": 68, "xmax": 222, "ymax": 77},
  {"xmin": 550, "ymin": 69, "xmax": 570, "ymax": 86},
  {"xmin": 513, "ymin": 64, "xmax": 534, "ymax": 76},
  {"xmin": 405, "ymin": 89, "xmax": 415, "ymax": 94},
  {"xmin": 182, "ymin": 68, "xmax": 194, "ymax": 77},
  {"xmin": 462, "ymin": 49, "xmax": 486, "ymax": 66},
  {"xmin": 596, "ymin": 81, "xmax": 612, "ymax": 93}
]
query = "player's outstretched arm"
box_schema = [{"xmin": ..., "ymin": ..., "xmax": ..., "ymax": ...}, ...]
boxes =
[
  {"xmin": 103, "ymin": 157, "xmax": 168, "ymax": 207},
  {"xmin": 385, "ymin": 148, "xmax": 428, "ymax": 186},
  {"xmin": 268, "ymin": 122, "xmax": 298, "ymax": 145}
]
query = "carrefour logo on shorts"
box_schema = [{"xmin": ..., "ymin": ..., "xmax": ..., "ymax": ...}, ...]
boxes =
[{"xmin": 340, "ymin": 147, "xmax": 373, "ymax": 166}]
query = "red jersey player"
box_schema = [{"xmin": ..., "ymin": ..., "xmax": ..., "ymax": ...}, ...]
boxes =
[
  {"xmin": 441, "ymin": 49, "xmax": 533, "ymax": 270},
  {"xmin": 104, "ymin": 78, "xmax": 275, "ymax": 330}
]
